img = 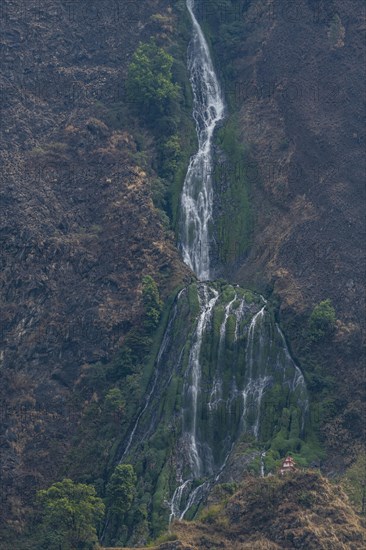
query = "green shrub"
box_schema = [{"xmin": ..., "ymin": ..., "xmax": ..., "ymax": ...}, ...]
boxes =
[
  {"xmin": 160, "ymin": 134, "xmax": 182, "ymax": 178},
  {"xmin": 308, "ymin": 299, "xmax": 336, "ymax": 342},
  {"xmin": 142, "ymin": 275, "xmax": 163, "ymax": 331},
  {"xmin": 106, "ymin": 464, "xmax": 137, "ymax": 519},
  {"xmin": 198, "ymin": 504, "xmax": 223, "ymax": 524},
  {"xmin": 104, "ymin": 388, "xmax": 125, "ymax": 423},
  {"xmin": 36, "ymin": 479, "xmax": 104, "ymax": 549},
  {"xmin": 127, "ymin": 40, "xmax": 179, "ymax": 119}
]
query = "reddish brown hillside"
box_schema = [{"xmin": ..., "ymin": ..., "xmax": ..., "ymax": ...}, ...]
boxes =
[
  {"xmin": 163, "ymin": 472, "xmax": 366, "ymax": 549},
  {"xmin": 0, "ymin": 0, "xmax": 189, "ymax": 540},
  {"xmin": 211, "ymin": 0, "xmax": 365, "ymax": 464}
]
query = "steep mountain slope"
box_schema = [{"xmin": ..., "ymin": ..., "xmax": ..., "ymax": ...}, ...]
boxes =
[
  {"xmin": 163, "ymin": 472, "xmax": 366, "ymax": 549},
  {"xmin": 205, "ymin": 0, "xmax": 365, "ymax": 320},
  {"xmin": 103, "ymin": 472, "xmax": 366, "ymax": 549},
  {"xmin": 0, "ymin": 0, "xmax": 191, "ymax": 542},
  {"xmin": 204, "ymin": 0, "xmax": 365, "ymax": 465},
  {"xmin": 241, "ymin": 0, "xmax": 364, "ymax": 320},
  {"xmin": 0, "ymin": 0, "xmax": 364, "ymax": 547}
]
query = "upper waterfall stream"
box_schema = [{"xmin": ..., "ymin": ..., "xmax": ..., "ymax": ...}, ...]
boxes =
[{"xmin": 179, "ymin": 0, "xmax": 225, "ymax": 280}]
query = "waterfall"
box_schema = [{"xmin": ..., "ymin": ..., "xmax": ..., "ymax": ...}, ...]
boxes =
[
  {"xmin": 241, "ymin": 305, "xmax": 270, "ymax": 437},
  {"xmin": 179, "ymin": 0, "xmax": 225, "ymax": 280},
  {"xmin": 168, "ymin": 0, "xmax": 309, "ymax": 524},
  {"xmin": 186, "ymin": 284, "xmax": 219, "ymax": 477},
  {"xmin": 241, "ymin": 304, "xmax": 308, "ymax": 438},
  {"xmin": 260, "ymin": 451, "xmax": 266, "ymax": 478},
  {"xmin": 114, "ymin": 0, "xmax": 310, "ymax": 534},
  {"xmin": 220, "ymin": 294, "xmax": 237, "ymax": 350},
  {"xmin": 167, "ymin": 285, "xmax": 308, "ymax": 521},
  {"xmin": 208, "ymin": 294, "xmax": 237, "ymax": 412},
  {"xmin": 173, "ymin": 0, "xmax": 226, "ymax": 509},
  {"xmin": 169, "ymin": 479, "xmax": 191, "ymax": 523},
  {"xmin": 276, "ymin": 324, "xmax": 309, "ymax": 429},
  {"xmin": 115, "ymin": 281, "xmax": 308, "ymax": 526}
]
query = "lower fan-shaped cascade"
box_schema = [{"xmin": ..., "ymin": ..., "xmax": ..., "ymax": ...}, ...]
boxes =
[{"xmin": 119, "ymin": 283, "xmax": 308, "ymax": 521}]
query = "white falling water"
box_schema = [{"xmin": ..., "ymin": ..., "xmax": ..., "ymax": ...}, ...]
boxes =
[
  {"xmin": 187, "ymin": 284, "xmax": 219, "ymax": 477},
  {"xmin": 179, "ymin": 481, "xmax": 210, "ymax": 519},
  {"xmin": 169, "ymin": 479, "xmax": 210, "ymax": 523},
  {"xmin": 169, "ymin": 479, "xmax": 191, "ymax": 523},
  {"xmin": 241, "ymin": 305, "xmax": 268, "ymax": 436},
  {"xmin": 208, "ymin": 377, "xmax": 223, "ymax": 411},
  {"xmin": 207, "ymin": 294, "xmax": 237, "ymax": 411},
  {"xmin": 242, "ymin": 377, "xmax": 271, "ymax": 438},
  {"xmin": 170, "ymin": 284, "xmax": 219, "ymax": 522},
  {"xmin": 180, "ymin": 0, "xmax": 225, "ymax": 281},
  {"xmin": 219, "ymin": 294, "xmax": 237, "ymax": 350},
  {"xmin": 245, "ymin": 306, "xmax": 266, "ymax": 380},
  {"xmin": 234, "ymin": 299, "xmax": 246, "ymax": 342},
  {"xmin": 171, "ymin": 290, "xmax": 256, "ymax": 521},
  {"xmin": 276, "ymin": 324, "xmax": 309, "ymax": 428},
  {"xmin": 260, "ymin": 451, "xmax": 266, "ymax": 477},
  {"xmin": 241, "ymin": 304, "xmax": 309, "ymax": 439}
]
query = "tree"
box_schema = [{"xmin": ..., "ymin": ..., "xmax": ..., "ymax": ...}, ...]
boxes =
[
  {"xmin": 308, "ymin": 299, "xmax": 336, "ymax": 342},
  {"xmin": 142, "ymin": 275, "xmax": 163, "ymax": 331},
  {"xmin": 126, "ymin": 40, "xmax": 179, "ymax": 118},
  {"xmin": 106, "ymin": 464, "xmax": 137, "ymax": 518},
  {"xmin": 36, "ymin": 479, "xmax": 105, "ymax": 549},
  {"xmin": 160, "ymin": 133, "xmax": 182, "ymax": 178},
  {"xmin": 342, "ymin": 453, "xmax": 366, "ymax": 514},
  {"xmin": 104, "ymin": 388, "xmax": 125, "ymax": 424}
]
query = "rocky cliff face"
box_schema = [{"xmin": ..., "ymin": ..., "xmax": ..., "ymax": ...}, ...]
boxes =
[
  {"xmin": 225, "ymin": 0, "xmax": 365, "ymax": 321},
  {"xmin": 205, "ymin": 0, "xmax": 365, "ymax": 465},
  {"xmin": 0, "ymin": 0, "xmax": 190, "ymax": 540},
  {"xmin": 162, "ymin": 472, "xmax": 366, "ymax": 549}
]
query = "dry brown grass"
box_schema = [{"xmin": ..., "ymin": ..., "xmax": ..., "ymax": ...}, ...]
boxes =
[{"xmin": 124, "ymin": 472, "xmax": 366, "ymax": 550}]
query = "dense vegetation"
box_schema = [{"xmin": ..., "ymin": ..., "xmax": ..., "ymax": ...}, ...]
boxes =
[
  {"xmin": 308, "ymin": 299, "xmax": 336, "ymax": 342},
  {"xmin": 126, "ymin": 40, "xmax": 179, "ymax": 119},
  {"xmin": 90, "ymin": 3, "xmax": 196, "ymax": 238},
  {"xmin": 142, "ymin": 275, "xmax": 163, "ymax": 332},
  {"xmin": 105, "ymin": 465, "xmax": 138, "ymax": 543},
  {"xmin": 35, "ymin": 479, "xmax": 104, "ymax": 549}
]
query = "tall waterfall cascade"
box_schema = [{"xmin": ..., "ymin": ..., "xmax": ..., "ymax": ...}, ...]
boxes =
[
  {"xmin": 171, "ymin": 0, "xmax": 308, "ymax": 519},
  {"xmin": 118, "ymin": 0, "xmax": 310, "ymax": 528}
]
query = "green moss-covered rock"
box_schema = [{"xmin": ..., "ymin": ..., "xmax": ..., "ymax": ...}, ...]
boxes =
[{"xmin": 116, "ymin": 282, "xmax": 313, "ymax": 540}]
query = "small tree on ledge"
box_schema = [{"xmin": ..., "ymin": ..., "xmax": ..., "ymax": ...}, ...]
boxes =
[
  {"xmin": 308, "ymin": 299, "xmax": 336, "ymax": 342},
  {"xmin": 126, "ymin": 40, "xmax": 179, "ymax": 120},
  {"xmin": 36, "ymin": 479, "xmax": 105, "ymax": 549},
  {"xmin": 142, "ymin": 275, "xmax": 163, "ymax": 332}
]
